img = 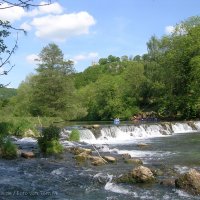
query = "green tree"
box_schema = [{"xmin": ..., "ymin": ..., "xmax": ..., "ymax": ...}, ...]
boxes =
[
  {"xmin": 30, "ymin": 43, "xmax": 85, "ymax": 119},
  {"xmin": 146, "ymin": 35, "xmax": 161, "ymax": 61},
  {"xmin": 12, "ymin": 75, "xmax": 34, "ymax": 116},
  {"xmin": 133, "ymin": 55, "xmax": 141, "ymax": 61},
  {"xmin": 143, "ymin": 16, "xmax": 200, "ymax": 119}
]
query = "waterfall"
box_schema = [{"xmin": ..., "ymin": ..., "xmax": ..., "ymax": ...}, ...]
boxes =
[
  {"xmin": 171, "ymin": 122, "xmax": 194, "ymax": 133},
  {"xmin": 194, "ymin": 121, "xmax": 200, "ymax": 130},
  {"xmin": 79, "ymin": 129, "xmax": 96, "ymax": 141},
  {"xmin": 100, "ymin": 124, "xmax": 172, "ymax": 141},
  {"xmin": 63, "ymin": 121, "xmax": 200, "ymax": 144}
]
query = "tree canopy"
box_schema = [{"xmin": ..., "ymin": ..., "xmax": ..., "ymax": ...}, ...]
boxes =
[{"xmin": 4, "ymin": 15, "xmax": 200, "ymax": 121}]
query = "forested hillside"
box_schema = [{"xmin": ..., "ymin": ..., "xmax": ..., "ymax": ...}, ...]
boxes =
[
  {"xmin": 2, "ymin": 16, "xmax": 200, "ymax": 121},
  {"xmin": 73, "ymin": 16, "xmax": 200, "ymax": 120}
]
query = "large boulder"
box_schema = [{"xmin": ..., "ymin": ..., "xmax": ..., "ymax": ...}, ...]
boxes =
[
  {"xmin": 131, "ymin": 166, "xmax": 155, "ymax": 183},
  {"xmin": 116, "ymin": 166, "xmax": 155, "ymax": 184},
  {"xmin": 70, "ymin": 147, "xmax": 92, "ymax": 155},
  {"xmin": 90, "ymin": 156, "xmax": 107, "ymax": 166},
  {"xmin": 124, "ymin": 158, "xmax": 143, "ymax": 165},
  {"xmin": 21, "ymin": 151, "xmax": 35, "ymax": 159},
  {"xmin": 74, "ymin": 152, "xmax": 91, "ymax": 163},
  {"xmin": 103, "ymin": 156, "xmax": 116, "ymax": 163},
  {"xmin": 175, "ymin": 169, "xmax": 200, "ymax": 195}
]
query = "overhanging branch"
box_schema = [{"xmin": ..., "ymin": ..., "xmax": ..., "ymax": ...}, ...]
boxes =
[
  {"xmin": 0, "ymin": 0, "xmax": 52, "ymax": 9},
  {"xmin": 0, "ymin": 33, "xmax": 18, "ymax": 69}
]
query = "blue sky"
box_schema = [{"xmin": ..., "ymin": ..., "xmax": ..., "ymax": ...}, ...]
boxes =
[{"xmin": 0, "ymin": 0, "xmax": 200, "ymax": 88}]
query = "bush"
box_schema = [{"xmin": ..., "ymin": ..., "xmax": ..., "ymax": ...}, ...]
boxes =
[
  {"xmin": 1, "ymin": 140, "xmax": 17, "ymax": 159},
  {"xmin": 38, "ymin": 125, "xmax": 63, "ymax": 155},
  {"xmin": 40, "ymin": 125, "xmax": 60, "ymax": 141},
  {"xmin": 11, "ymin": 118, "xmax": 35, "ymax": 137},
  {"xmin": 0, "ymin": 122, "xmax": 13, "ymax": 146},
  {"xmin": 46, "ymin": 140, "xmax": 63, "ymax": 154},
  {"xmin": 0, "ymin": 122, "xmax": 13, "ymax": 136},
  {"xmin": 69, "ymin": 129, "xmax": 80, "ymax": 142}
]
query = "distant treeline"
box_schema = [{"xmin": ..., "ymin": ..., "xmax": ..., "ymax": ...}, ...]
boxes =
[{"xmin": 1, "ymin": 16, "xmax": 200, "ymax": 121}]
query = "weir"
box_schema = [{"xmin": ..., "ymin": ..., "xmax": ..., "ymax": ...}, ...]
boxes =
[{"xmin": 62, "ymin": 121, "xmax": 200, "ymax": 143}]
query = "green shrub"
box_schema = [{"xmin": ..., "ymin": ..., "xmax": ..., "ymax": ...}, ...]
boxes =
[
  {"xmin": 0, "ymin": 122, "xmax": 13, "ymax": 145},
  {"xmin": 37, "ymin": 125, "xmax": 63, "ymax": 155},
  {"xmin": 12, "ymin": 118, "xmax": 34, "ymax": 137},
  {"xmin": 40, "ymin": 125, "xmax": 60, "ymax": 141},
  {"xmin": 69, "ymin": 129, "xmax": 80, "ymax": 142},
  {"xmin": 0, "ymin": 122, "xmax": 13, "ymax": 136},
  {"xmin": 46, "ymin": 140, "xmax": 63, "ymax": 154},
  {"xmin": 1, "ymin": 140, "xmax": 17, "ymax": 159}
]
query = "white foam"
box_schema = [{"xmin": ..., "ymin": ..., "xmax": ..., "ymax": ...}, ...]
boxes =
[
  {"xmin": 51, "ymin": 167, "xmax": 65, "ymax": 175},
  {"xmin": 65, "ymin": 122, "xmax": 199, "ymax": 145},
  {"xmin": 174, "ymin": 165, "xmax": 190, "ymax": 174},
  {"xmin": 79, "ymin": 129, "xmax": 96, "ymax": 141},
  {"xmin": 113, "ymin": 149, "xmax": 174, "ymax": 159},
  {"xmin": 60, "ymin": 140, "xmax": 76, "ymax": 147},
  {"xmin": 171, "ymin": 123, "xmax": 194, "ymax": 133},
  {"xmin": 104, "ymin": 175, "xmax": 131, "ymax": 195},
  {"xmin": 194, "ymin": 121, "xmax": 200, "ymax": 130},
  {"xmin": 175, "ymin": 189, "xmax": 193, "ymax": 198},
  {"xmin": 97, "ymin": 146, "xmax": 174, "ymax": 164},
  {"xmin": 105, "ymin": 182, "xmax": 131, "ymax": 194},
  {"xmin": 16, "ymin": 137, "xmax": 37, "ymax": 143}
]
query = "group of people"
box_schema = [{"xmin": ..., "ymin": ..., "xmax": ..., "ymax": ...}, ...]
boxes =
[
  {"xmin": 113, "ymin": 118, "xmax": 120, "ymax": 125},
  {"xmin": 113, "ymin": 112, "xmax": 158, "ymax": 125},
  {"xmin": 130, "ymin": 112, "xmax": 158, "ymax": 123}
]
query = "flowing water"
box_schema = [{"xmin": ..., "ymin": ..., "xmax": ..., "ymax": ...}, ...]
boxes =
[{"xmin": 1, "ymin": 121, "xmax": 200, "ymax": 200}]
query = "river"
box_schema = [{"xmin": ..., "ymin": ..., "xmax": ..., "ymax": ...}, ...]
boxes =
[{"xmin": 0, "ymin": 121, "xmax": 200, "ymax": 199}]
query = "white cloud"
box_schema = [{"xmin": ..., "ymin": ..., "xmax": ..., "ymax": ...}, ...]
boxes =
[
  {"xmin": 38, "ymin": 1, "xmax": 63, "ymax": 14},
  {"xmin": 26, "ymin": 1, "xmax": 63, "ymax": 17},
  {"xmin": 73, "ymin": 52, "xmax": 99, "ymax": 63},
  {"xmin": 0, "ymin": 3, "xmax": 25, "ymax": 22},
  {"xmin": 31, "ymin": 11, "xmax": 96, "ymax": 41},
  {"xmin": 165, "ymin": 25, "xmax": 175, "ymax": 34},
  {"xmin": 26, "ymin": 54, "xmax": 39, "ymax": 64},
  {"xmin": 0, "ymin": 2, "xmax": 96, "ymax": 42},
  {"xmin": 0, "ymin": 1, "xmax": 63, "ymax": 22},
  {"xmin": 20, "ymin": 22, "xmax": 32, "ymax": 31}
]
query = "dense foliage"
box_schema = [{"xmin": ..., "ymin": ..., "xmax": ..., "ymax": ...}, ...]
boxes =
[
  {"xmin": 2, "ymin": 16, "xmax": 200, "ymax": 121},
  {"xmin": 74, "ymin": 16, "xmax": 200, "ymax": 120},
  {"xmin": 1, "ymin": 139, "xmax": 17, "ymax": 159},
  {"xmin": 0, "ymin": 122, "xmax": 18, "ymax": 159},
  {"xmin": 37, "ymin": 125, "xmax": 63, "ymax": 154},
  {"xmin": 12, "ymin": 43, "xmax": 87, "ymax": 120},
  {"xmin": 69, "ymin": 129, "xmax": 80, "ymax": 142}
]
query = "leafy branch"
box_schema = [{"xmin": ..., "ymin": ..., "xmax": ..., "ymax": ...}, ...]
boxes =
[{"xmin": 0, "ymin": 0, "xmax": 52, "ymax": 9}]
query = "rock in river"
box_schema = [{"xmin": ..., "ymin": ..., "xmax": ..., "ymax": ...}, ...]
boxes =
[
  {"xmin": 90, "ymin": 156, "xmax": 107, "ymax": 166},
  {"xmin": 124, "ymin": 158, "xmax": 143, "ymax": 165},
  {"xmin": 131, "ymin": 166, "xmax": 155, "ymax": 183},
  {"xmin": 103, "ymin": 156, "xmax": 116, "ymax": 163},
  {"xmin": 175, "ymin": 169, "xmax": 200, "ymax": 195},
  {"xmin": 70, "ymin": 147, "xmax": 92, "ymax": 155},
  {"xmin": 21, "ymin": 151, "xmax": 35, "ymax": 159},
  {"xmin": 116, "ymin": 165, "xmax": 155, "ymax": 184}
]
